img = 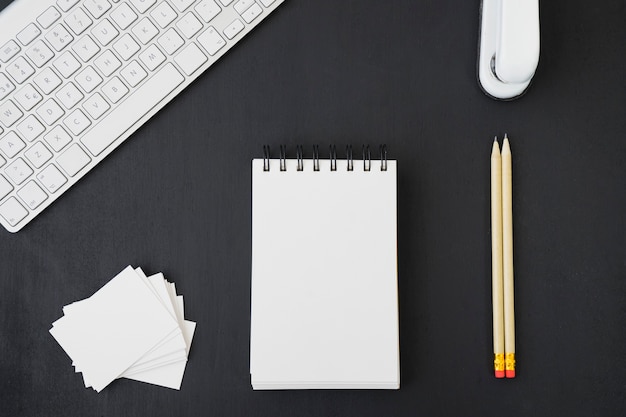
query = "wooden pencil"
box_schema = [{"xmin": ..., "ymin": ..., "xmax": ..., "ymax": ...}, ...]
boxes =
[
  {"xmin": 491, "ymin": 138, "xmax": 505, "ymax": 378},
  {"xmin": 502, "ymin": 135, "xmax": 516, "ymax": 378}
]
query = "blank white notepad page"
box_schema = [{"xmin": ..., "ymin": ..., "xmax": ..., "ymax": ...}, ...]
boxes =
[{"xmin": 251, "ymin": 158, "xmax": 399, "ymax": 389}]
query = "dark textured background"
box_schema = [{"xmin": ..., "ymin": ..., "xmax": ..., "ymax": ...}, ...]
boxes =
[{"xmin": 1, "ymin": 0, "xmax": 625, "ymax": 416}]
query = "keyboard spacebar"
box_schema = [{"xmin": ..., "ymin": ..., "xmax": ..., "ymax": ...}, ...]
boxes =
[{"xmin": 81, "ymin": 63, "xmax": 185, "ymax": 156}]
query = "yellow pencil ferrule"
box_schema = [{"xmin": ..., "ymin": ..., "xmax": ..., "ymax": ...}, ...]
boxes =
[{"xmin": 505, "ymin": 353, "xmax": 516, "ymax": 371}]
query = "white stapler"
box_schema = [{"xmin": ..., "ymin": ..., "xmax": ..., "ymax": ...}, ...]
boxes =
[{"xmin": 478, "ymin": 0, "xmax": 540, "ymax": 100}]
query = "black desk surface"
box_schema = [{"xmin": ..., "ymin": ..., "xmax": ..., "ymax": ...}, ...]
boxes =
[{"xmin": 1, "ymin": 0, "xmax": 624, "ymax": 416}]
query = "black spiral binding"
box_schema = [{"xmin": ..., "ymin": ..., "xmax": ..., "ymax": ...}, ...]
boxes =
[
  {"xmin": 380, "ymin": 144, "xmax": 387, "ymax": 171},
  {"xmin": 346, "ymin": 145, "xmax": 354, "ymax": 171},
  {"xmin": 362, "ymin": 145, "xmax": 371, "ymax": 172},
  {"xmin": 262, "ymin": 145, "xmax": 388, "ymax": 171},
  {"xmin": 296, "ymin": 145, "xmax": 304, "ymax": 171},
  {"xmin": 279, "ymin": 145, "xmax": 287, "ymax": 171},
  {"xmin": 263, "ymin": 145, "xmax": 271, "ymax": 171},
  {"xmin": 312, "ymin": 145, "xmax": 320, "ymax": 171}
]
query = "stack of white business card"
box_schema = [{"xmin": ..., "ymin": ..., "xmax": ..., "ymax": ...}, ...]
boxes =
[{"xmin": 50, "ymin": 266, "xmax": 196, "ymax": 392}]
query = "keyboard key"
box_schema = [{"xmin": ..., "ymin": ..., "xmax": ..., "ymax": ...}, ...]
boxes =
[
  {"xmin": 0, "ymin": 155, "xmax": 5, "ymax": 168},
  {"xmin": 94, "ymin": 50, "xmax": 122, "ymax": 76},
  {"xmin": 24, "ymin": 142, "xmax": 53, "ymax": 169},
  {"xmin": 175, "ymin": 43, "xmax": 207, "ymax": 76},
  {"xmin": 120, "ymin": 60, "xmax": 147, "ymax": 87},
  {"xmin": 0, "ymin": 131, "xmax": 26, "ymax": 158},
  {"xmin": 92, "ymin": 19, "xmax": 119, "ymax": 46},
  {"xmin": 72, "ymin": 35, "xmax": 100, "ymax": 62},
  {"xmin": 170, "ymin": 0, "xmax": 195, "ymax": 12},
  {"xmin": 151, "ymin": 2, "xmax": 178, "ymax": 28},
  {"xmin": 56, "ymin": 82, "xmax": 84, "ymax": 109},
  {"xmin": 57, "ymin": 143, "xmax": 91, "ymax": 176},
  {"xmin": 224, "ymin": 19, "xmax": 245, "ymax": 40},
  {"xmin": 25, "ymin": 40, "xmax": 55, "ymax": 68},
  {"xmin": 139, "ymin": 44, "xmax": 166, "ymax": 71},
  {"xmin": 0, "ymin": 74, "xmax": 16, "ymax": 100},
  {"xmin": 234, "ymin": 0, "xmax": 255, "ymax": 14},
  {"xmin": 17, "ymin": 24, "xmax": 42, "ymax": 46},
  {"xmin": 5, "ymin": 158, "xmax": 34, "ymax": 185},
  {"xmin": 259, "ymin": 0, "xmax": 275, "ymax": 6},
  {"xmin": 130, "ymin": 0, "xmax": 157, "ymax": 14},
  {"xmin": 102, "ymin": 76, "xmax": 129, "ymax": 103},
  {"xmin": 65, "ymin": 7, "xmax": 93, "ymax": 35},
  {"xmin": 219, "ymin": 0, "xmax": 234, "ymax": 6},
  {"xmin": 0, "ymin": 197, "xmax": 28, "ymax": 227},
  {"xmin": 197, "ymin": 26, "xmax": 226, "ymax": 55},
  {"xmin": 242, "ymin": 3, "xmax": 262, "ymax": 23},
  {"xmin": 0, "ymin": 40, "xmax": 20, "ymax": 63},
  {"xmin": 34, "ymin": 68, "xmax": 62, "ymax": 94},
  {"xmin": 63, "ymin": 109, "xmax": 91, "ymax": 135},
  {"xmin": 44, "ymin": 125, "xmax": 72, "ymax": 152},
  {"xmin": 84, "ymin": 0, "xmax": 112, "ymax": 19},
  {"xmin": 158, "ymin": 28, "xmax": 184, "ymax": 55},
  {"xmin": 110, "ymin": 3, "xmax": 138, "ymax": 30},
  {"xmin": 14, "ymin": 84, "xmax": 43, "ymax": 111},
  {"xmin": 46, "ymin": 24, "xmax": 75, "ymax": 52},
  {"xmin": 0, "ymin": 175, "xmax": 13, "ymax": 200},
  {"xmin": 37, "ymin": 7, "xmax": 62, "ymax": 29},
  {"xmin": 17, "ymin": 180, "xmax": 48, "ymax": 209},
  {"xmin": 57, "ymin": 0, "xmax": 81, "ymax": 12},
  {"xmin": 132, "ymin": 18, "xmax": 159, "ymax": 45},
  {"xmin": 82, "ymin": 63, "xmax": 184, "ymax": 156},
  {"xmin": 195, "ymin": 0, "xmax": 221, "ymax": 23},
  {"xmin": 37, "ymin": 163, "xmax": 67, "ymax": 193},
  {"xmin": 83, "ymin": 93, "xmax": 110, "ymax": 119},
  {"xmin": 75, "ymin": 66, "xmax": 103, "ymax": 93},
  {"xmin": 113, "ymin": 34, "xmax": 141, "ymax": 60},
  {"xmin": 177, "ymin": 12, "xmax": 203, "ymax": 38},
  {"xmin": 37, "ymin": 99, "xmax": 65, "ymax": 125},
  {"xmin": 16, "ymin": 115, "xmax": 45, "ymax": 142},
  {"xmin": 54, "ymin": 51, "xmax": 82, "ymax": 78},
  {"xmin": 0, "ymin": 101, "xmax": 23, "ymax": 127},
  {"xmin": 6, "ymin": 57, "xmax": 35, "ymax": 84}
]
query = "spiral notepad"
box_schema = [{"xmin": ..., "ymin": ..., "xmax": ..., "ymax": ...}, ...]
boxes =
[{"xmin": 250, "ymin": 145, "xmax": 399, "ymax": 390}]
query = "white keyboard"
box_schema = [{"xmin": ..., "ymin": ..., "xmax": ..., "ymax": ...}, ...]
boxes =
[{"xmin": 0, "ymin": 0, "xmax": 285, "ymax": 232}]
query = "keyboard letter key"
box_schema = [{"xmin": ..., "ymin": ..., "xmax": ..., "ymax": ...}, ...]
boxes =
[
  {"xmin": 63, "ymin": 109, "xmax": 91, "ymax": 135},
  {"xmin": 37, "ymin": 99, "xmax": 65, "ymax": 125},
  {"xmin": 16, "ymin": 115, "xmax": 46, "ymax": 142},
  {"xmin": 0, "ymin": 131, "xmax": 25, "ymax": 158},
  {"xmin": 24, "ymin": 141, "xmax": 53, "ymax": 168},
  {"xmin": 0, "ymin": 100, "xmax": 24, "ymax": 128}
]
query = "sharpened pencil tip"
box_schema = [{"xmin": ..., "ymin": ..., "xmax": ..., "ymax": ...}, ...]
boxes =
[
  {"xmin": 491, "ymin": 138, "xmax": 500, "ymax": 156},
  {"xmin": 502, "ymin": 136, "xmax": 511, "ymax": 155}
]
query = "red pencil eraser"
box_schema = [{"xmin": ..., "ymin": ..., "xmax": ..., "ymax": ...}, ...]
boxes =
[
  {"xmin": 495, "ymin": 370, "xmax": 505, "ymax": 378},
  {"xmin": 505, "ymin": 369, "xmax": 516, "ymax": 378}
]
